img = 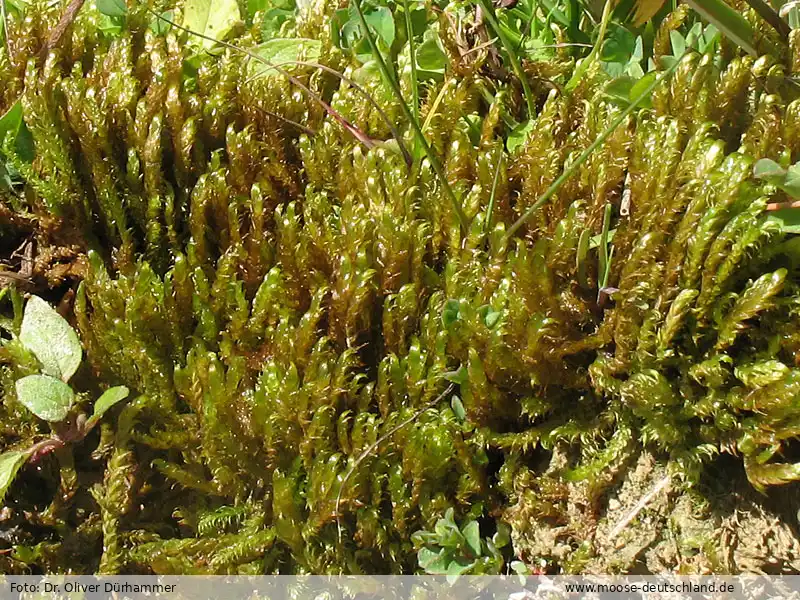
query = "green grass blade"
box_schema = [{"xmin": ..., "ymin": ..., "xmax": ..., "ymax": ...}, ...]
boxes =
[
  {"xmin": 351, "ymin": 0, "xmax": 469, "ymax": 231},
  {"xmin": 743, "ymin": 0, "xmax": 790, "ymax": 40},
  {"xmin": 402, "ymin": 0, "xmax": 420, "ymax": 124},
  {"xmin": 476, "ymin": 0, "xmax": 537, "ymax": 118},
  {"xmin": 685, "ymin": 0, "xmax": 758, "ymax": 56},
  {"xmin": 485, "ymin": 149, "xmax": 504, "ymax": 233},
  {"xmin": 505, "ymin": 52, "xmax": 686, "ymax": 241},
  {"xmin": 566, "ymin": 0, "xmax": 612, "ymax": 92}
]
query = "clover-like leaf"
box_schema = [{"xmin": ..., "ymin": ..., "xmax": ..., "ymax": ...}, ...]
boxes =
[
  {"xmin": 20, "ymin": 296, "xmax": 82, "ymax": 382},
  {"xmin": 0, "ymin": 450, "xmax": 29, "ymax": 504},
  {"xmin": 15, "ymin": 374, "xmax": 75, "ymax": 422}
]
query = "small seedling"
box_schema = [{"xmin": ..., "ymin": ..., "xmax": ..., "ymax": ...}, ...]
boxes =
[
  {"xmin": 0, "ymin": 295, "xmax": 129, "ymax": 503},
  {"xmin": 411, "ymin": 508, "xmax": 514, "ymax": 579}
]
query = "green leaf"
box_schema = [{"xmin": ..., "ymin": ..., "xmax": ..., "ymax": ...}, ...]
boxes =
[
  {"xmin": 0, "ymin": 101, "xmax": 34, "ymax": 162},
  {"xmin": 766, "ymin": 208, "xmax": 800, "ymax": 234},
  {"xmin": 248, "ymin": 38, "xmax": 322, "ymax": 79},
  {"xmin": 20, "ymin": 296, "xmax": 82, "ymax": 382},
  {"xmin": 416, "ymin": 36, "xmax": 447, "ymax": 72},
  {"xmin": 150, "ymin": 10, "xmax": 174, "ymax": 34},
  {"xmin": 492, "ymin": 522, "xmax": 511, "ymax": 549},
  {"xmin": 442, "ymin": 299, "xmax": 461, "ymax": 327},
  {"xmin": 91, "ymin": 386, "xmax": 130, "ymax": 421},
  {"xmin": 451, "ymin": 396, "xmax": 466, "ymax": 421},
  {"xmin": 780, "ymin": 164, "xmax": 800, "ymax": 199},
  {"xmin": 446, "ymin": 557, "xmax": 476, "ymax": 579},
  {"xmin": 96, "ymin": 0, "xmax": 127, "ymax": 18},
  {"xmin": 182, "ymin": 0, "xmax": 241, "ymax": 49},
  {"xmin": 15, "ymin": 374, "xmax": 75, "ymax": 422},
  {"xmin": 0, "ymin": 450, "xmax": 28, "ymax": 504},
  {"xmin": 754, "ymin": 158, "xmax": 787, "ymax": 182},
  {"xmin": 362, "ymin": 5, "xmax": 394, "ymax": 47},
  {"xmin": 418, "ymin": 547, "xmax": 449, "ymax": 574},
  {"xmin": 507, "ymin": 119, "xmax": 534, "ymax": 153},
  {"xmin": 510, "ymin": 560, "xmax": 530, "ymax": 575},
  {"xmin": 462, "ymin": 520, "xmax": 482, "ymax": 557},
  {"xmin": 443, "ymin": 366, "xmax": 468, "ymax": 386},
  {"xmin": 669, "ymin": 29, "xmax": 686, "ymax": 57}
]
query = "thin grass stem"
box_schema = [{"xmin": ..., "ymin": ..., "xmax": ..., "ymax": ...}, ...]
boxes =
[
  {"xmin": 504, "ymin": 52, "xmax": 686, "ymax": 241},
  {"xmin": 351, "ymin": 0, "xmax": 469, "ymax": 231},
  {"xmin": 476, "ymin": 0, "xmax": 537, "ymax": 118}
]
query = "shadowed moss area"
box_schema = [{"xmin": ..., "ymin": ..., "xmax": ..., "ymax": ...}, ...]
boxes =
[{"xmin": 1, "ymin": 0, "xmax": 800, "ymax": 575}]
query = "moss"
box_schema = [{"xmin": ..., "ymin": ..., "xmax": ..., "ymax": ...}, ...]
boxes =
[{"xmin": 0, "ymin": 0, "xmax": 800, "ymax": 574}]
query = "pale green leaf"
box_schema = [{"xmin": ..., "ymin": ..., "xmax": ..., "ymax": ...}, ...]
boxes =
[
  {"xmin": 451, "ymin": 396, "xmax": 466, "ymax": 421},
  {"xmin": 754, "ymin": 158, "xmax": 787, "ymax": 183},
  {"xmin": 416, "ymin": 37, "xmax": 446, "ymax": 73},
  {"xmin": 91, "ymin": 386, "xmax": 130, "ymax": 421},
  {"xmin": 780, "ymin": 163, "xmax": 800, "ymax": 199},
  {"xmin": 15, "ymin": 374, "xmax": 75, "ymax": 422},
  {"xmin": 766, "ymin": 208, "xmax": 800, "ymax": 234},
  {"xmin": 507, "ymin": 119, "xmax": 533, "ymax": 153},
  {"xmin": 96, "ymin": 0, "xmax": 127, "ymax": 17},
  {"xmin": 462, "ymin": 520, "xmax": 482, "ymax": 557},
  {"xmin": 249, "ymin": 38, "xmax": 322, "ymax": 79},
  {"xmin": 418, "ymin": 547, "xmax": 449, "ymax": 574},
  {"xmin": 0, "ymin": 100, "xmax": 34, "ymax": 162},
  {"xmin": 0, "ymin": 450, "xmax": 28, "ymax": 504},
  {"xmin": 182, "ymin": 0, "xmax": 241, "ymax": 49},
  {"xmin": 20, "ymin": 296, "xmax": 82, "ymax": 382}
]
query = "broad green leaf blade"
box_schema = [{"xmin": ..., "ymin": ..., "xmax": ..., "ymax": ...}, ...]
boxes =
[
  {"xmin": 96, "ymin": 0, "xmax": 127, "ymax": 17},
  {"xmin": 248, "ymin": 38, "xmax": 322, "ymax": 79},
  {"xmin": 418, "ymin": 547, "xmax": 449, "ymax": 574},
  {"xmin": 754, "ymin": 158, "xmax": 787, "ymax": 183},
  {"xmin": 416, "ymin": 37, "xmax": 447, "ymax": 73},
  {"xmin": 15, "ymin": 374, "xmax": 75, "ymax": 422},
  {"xmin": 20, "ymin": 296, "xmax": 82, "ymax": 382},
  {"xmin": 780, "ymin": 164, "xmax": 800, "ymax": 199},
  {"xmin": 766, "ymin": 208, "xmax": 800, "ymax": 234},
  {"xmin": 462, "ymin": 520, "xmax": 482, "ymax": 557},
  {"xmin": 91, "ymin": 386, "xmax": 130, "ymax": 421},
  {"xmin": 685, "ymin": 0, "xmax": 757, "ymax": 56},
  {"xmin": 0, "ymin": 100, "xmax": 34, "ymax": 162},
  {"xmin": 451, "ymin": 396, "xmax": 466, "ymax": 421},
  {"xmin": 182, "ymin": 0, "xmax": 241, "ymax": 50},
  {"xmin": 0, "ymin": 450, "xmax": 28, "ymax": 504}
]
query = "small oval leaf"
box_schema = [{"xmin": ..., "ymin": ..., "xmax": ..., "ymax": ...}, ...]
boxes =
[
  {"xmin": 0, "ymin": 450, "xmax": 29, "ymax": 504},
  {"xmin": 20, "ymin": 296, "xmax": 82, "ymax": 382},
  {"xmin": 96, "ymin": 0, "xmax": 128, "ymax": 18},
  {"xmin": 15, "ymin": 374, "xmax": 75, "ymax": 422}
]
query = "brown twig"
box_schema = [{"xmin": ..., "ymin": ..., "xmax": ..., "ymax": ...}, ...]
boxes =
[
  {"xmin": 766, "ymin": 200, "xmax": 800, "ymax": 212},
  {"xmin": 40, "ymin": 0, "xmax": 87, "ymax": 60}
]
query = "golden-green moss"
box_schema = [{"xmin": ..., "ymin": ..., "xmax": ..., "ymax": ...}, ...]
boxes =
[{"xmin": 1, "ymin": 0, "xmax": 800, "ymax": 575}]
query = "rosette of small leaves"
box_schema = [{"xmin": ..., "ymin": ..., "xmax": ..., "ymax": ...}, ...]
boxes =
[{"xmin": 411, "ymin": 509, "xmax": 510, "ymax": 578}]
